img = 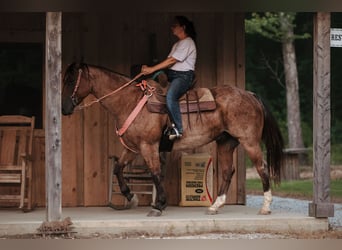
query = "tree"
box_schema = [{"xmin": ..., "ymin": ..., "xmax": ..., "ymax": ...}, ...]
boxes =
[{"xmin": 245, "ymin": 12, "xmax": 310, "ymax": 150}]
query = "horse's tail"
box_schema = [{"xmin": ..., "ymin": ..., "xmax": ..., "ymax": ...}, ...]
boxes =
[{"xmin": 256, "ymin": 95, "xmax": 284, "ymax": 184}]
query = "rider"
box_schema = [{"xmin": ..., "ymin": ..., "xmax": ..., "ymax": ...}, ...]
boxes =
[{"xmin": 141, "ymin": 16, "xmax": 197, "ymax": 140}]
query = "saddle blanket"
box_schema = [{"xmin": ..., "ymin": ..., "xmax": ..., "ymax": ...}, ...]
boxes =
[{"xmin": 147, "ymin": 87, "xmax": 216, "ymax": 114}]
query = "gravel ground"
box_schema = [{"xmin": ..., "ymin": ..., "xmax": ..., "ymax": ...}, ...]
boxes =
[
  {"xmin": 154, "ymin": 195, "xmax": 342, "ymax": 239},
  {"xmin": 246, "ymin": 195, "xmax": 342, "ymax": 230}
]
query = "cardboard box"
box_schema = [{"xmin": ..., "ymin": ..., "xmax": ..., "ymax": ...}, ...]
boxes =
[{"xmin": 179, "ymin": 153, "xmax": 213, "ymax": 206}]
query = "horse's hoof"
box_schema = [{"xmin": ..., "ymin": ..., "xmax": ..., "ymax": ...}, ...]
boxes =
[
  {"xmin": 258, "ymin": 209, "xmax": 271, "ymax": 215},
  {"xmin": 206, "ymin": 208, "xmax": 218, "ymax": 215},
  {"xmin": 125, "ymin": 194, "xmax": 139, "ymax": 209},
  {"xmin": 108, "ymin": 202, "xmax": 127, "ymax": 210},
  {"xmin": 147, "ymin": 208, "xmax": 162, "ymax": 217},
  {"xmin": 108, "ymin": 194, "xmax": 139, "ymax": 210}
]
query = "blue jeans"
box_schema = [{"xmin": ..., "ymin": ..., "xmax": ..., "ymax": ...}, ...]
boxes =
[{"xmin": 166, "ymin": 69, "xmax": 194, "ymax": 134}]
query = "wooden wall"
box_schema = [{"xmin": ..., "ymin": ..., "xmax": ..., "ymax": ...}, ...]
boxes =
[{"xmin": 1, "ymin": 12, "xmax": 245, "ymax": 207}]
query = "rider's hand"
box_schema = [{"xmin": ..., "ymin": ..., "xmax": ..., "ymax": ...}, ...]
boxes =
[{"xmin": 141, "ymin": 65, "xmax": 154, "ymax": 75}]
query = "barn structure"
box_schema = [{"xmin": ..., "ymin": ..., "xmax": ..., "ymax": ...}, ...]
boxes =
[
  {"xmin": 0, "ymin": 9, "xmax": 334, "ymax": 221},
  {"xmin": 0, "ymin": 12, "xmax": 245, "ymax": 210}
]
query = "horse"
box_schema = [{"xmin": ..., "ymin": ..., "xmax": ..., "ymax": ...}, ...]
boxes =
[{"xmin": 62, "ymin": 62, "xmax": 284, "ymax": 217}]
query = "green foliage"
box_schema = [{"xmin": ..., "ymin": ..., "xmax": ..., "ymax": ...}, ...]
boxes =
[
  {"xmin": 245, "ymin": 13, "xmax": 342, "ymax": 164},
  {"xmin": 245, "ymin": 12, "xmax": 310, "ymax": 43},
  {"xmin": 332, "ymin": 144, "xmax": 342, "ymax": 165},
  {"xmin": 301, "ymin": 121, "xmax": 313, "ymax": 147}
]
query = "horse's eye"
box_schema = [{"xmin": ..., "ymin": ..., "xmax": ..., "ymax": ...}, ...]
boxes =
[{"xmin": 66, "ymin": 77, "xmax": 74, "ymax": 86}]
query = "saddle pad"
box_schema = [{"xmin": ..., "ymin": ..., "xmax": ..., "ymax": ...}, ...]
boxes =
[{"xmin": 147, "ymin": 88, "xmax": 216, "ymax": 114}]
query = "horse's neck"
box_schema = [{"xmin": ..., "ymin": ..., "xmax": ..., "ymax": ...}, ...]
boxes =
[{"xmin": 89, "ymin": 68, "xmax": 141, "ymax": 119}]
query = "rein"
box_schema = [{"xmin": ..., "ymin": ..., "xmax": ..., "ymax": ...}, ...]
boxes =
[
  {"xmin": 73, "ymin": 71, "xmax": 144, "ymax": 111},
  {"xmin": 69, "ymin": 68, "xmax": 155, "ymax": 153}
]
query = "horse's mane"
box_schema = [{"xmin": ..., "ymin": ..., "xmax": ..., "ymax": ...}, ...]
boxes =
[
  {"xmin": 65, "ymin": 62, "xmax": 131, "ymax": 81},
  {"xmin": 63, "ymin": 62, "xmax": 90, "ymax": 84}
]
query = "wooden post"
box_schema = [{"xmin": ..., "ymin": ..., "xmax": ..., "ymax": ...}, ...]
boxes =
[
  {"xmin": 45, "ymin": 12, "xmax": 62, "ymax": 221},
  {"xmin": 235, "ymin": 13, "xmax": 246, "ymax": 205},
  {"xmin": 309, "ymin": 12, "xmax": 334, "ymax": 218}
]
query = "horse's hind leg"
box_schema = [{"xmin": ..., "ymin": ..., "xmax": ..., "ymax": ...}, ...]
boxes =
[
  {"xmin": 242, "ymin": 141, "xmax": 272, "ymax": 215},
  {"xmin": 112, "ymin": 149, "xmax": 139, "ymax": 209},
  {"xmin": 207, "ymin": 135, "xmax": 239, "ymax": 215}
]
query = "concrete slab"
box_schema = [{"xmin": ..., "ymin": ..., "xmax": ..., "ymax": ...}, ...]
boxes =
[
  {"xmin": 0, "ymin": 205, "xmax": 328, "ymax": 237},
  {"xmin": 0, "ymin": 205, "xmax": 329, "ymax": 236}
]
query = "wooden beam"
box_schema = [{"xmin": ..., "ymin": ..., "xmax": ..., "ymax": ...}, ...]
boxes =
[
  {"xmin": 45, "ymin": 12, "xmax": 62, "ymax": 221},
  {"xmin": 235, "ymin": 13, "xmax": 246, "ymax": 205},
  {"xmin": 309, "ymin": 12, "xmax": 334, "ymax": 218}
]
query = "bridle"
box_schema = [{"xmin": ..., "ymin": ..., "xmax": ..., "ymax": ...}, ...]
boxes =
[
  {"xmin": 70, "ymin": 68, "xmax": 83, "ymax": 107},
  {"xmin": 66, "ymin": 65, "xmax": 155, "ymax": 153},
  {"xmin": 68, "ymin": 67, "xmax": 144, "ymax": 110}
]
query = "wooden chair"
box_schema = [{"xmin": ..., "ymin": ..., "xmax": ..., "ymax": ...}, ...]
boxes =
[
  {"xmin": 108, "ymin": 156, "xmax": 156, "ymax": 209},
  {"xmin": 0, "ymin": 115, "xmax": 35, "ymax": 211}
]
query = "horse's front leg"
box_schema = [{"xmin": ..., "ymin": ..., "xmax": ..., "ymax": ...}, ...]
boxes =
[
  {"xmin": 141, "ymin": 144, "xmax": 167, "ymax": 217},
  {"xmin": 112, "ymin": 149, "xmax": 139, "ymax": 209}
]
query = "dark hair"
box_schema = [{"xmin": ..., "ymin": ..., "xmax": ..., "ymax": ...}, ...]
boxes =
[{"xmin": 175, "ymin": 16, "xmax": 197, "ymax": 43}]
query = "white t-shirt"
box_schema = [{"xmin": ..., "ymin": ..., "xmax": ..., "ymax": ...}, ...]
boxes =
[{"xmin": 168, "ymin": 37, "xmax": 196, "ymax": 71}]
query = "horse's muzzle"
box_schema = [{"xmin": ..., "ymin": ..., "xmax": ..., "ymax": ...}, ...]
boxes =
[{"xmin": 61, "ymin": 97, "xmax": 76, "ymax": 115}]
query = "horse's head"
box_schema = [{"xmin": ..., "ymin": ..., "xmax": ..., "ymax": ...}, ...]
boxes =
[{"xmin": 62, "ymin": 62, "xmax": 91, "ymax": 115}]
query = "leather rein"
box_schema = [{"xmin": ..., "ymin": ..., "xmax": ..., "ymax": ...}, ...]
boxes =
[
  {"xmin": 71, "ymin": 69, "xmax": 144, "ymax": 110},
  {"xmin": 70, "ymin": 69, "xmax": 154, "ymax": 153}
]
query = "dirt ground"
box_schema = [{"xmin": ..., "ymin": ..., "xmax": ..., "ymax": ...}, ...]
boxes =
[{"xmin": 2, "ymin": 228, "xmax": 342, "ymax": 239}]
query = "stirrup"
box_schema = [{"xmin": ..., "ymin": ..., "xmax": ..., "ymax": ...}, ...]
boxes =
[{"xmin": 169, "ymin": 124, "xmax": 182, "ymax": 141}]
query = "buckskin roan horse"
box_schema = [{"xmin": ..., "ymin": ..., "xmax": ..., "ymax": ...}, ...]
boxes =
[{"xmin": 62, "ymin": 62, "xmax": 284, "ymax": 217}]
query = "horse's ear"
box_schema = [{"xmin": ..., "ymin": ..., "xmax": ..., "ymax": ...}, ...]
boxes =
[
  {"xmin": 75, "ymin": 57, "xmax": 85, "ymax": 69},
  {"xmin": 75, "ymin": 57, "xmax": 86, "ymax": 70},
  {"xmin": 75, "ymin": 62, "xmax": 82, "ymax": 69}
]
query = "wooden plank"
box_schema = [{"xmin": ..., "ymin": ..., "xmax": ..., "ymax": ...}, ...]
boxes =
[
  {"xmin": 81, "ymin": 15, "xmax": 106, "ymax": 206},
  {"xmin": 45, "ymin": 12, "xmax": 62, "ymax": 221},
  {"xmin": 0, "ymin": 115, "xmax": 33, "ymax": 124},
  {"xmin": 61, "ymin": 13, "xmax": 84, "ymax": 206},
  {"xmin": 309, "ymin": 12, "xmax": 334, "ymax": 218},
  {"xmin": 164, "ymin": 151, "xmax": 181, "ymax": 206},
  {"xmin": 282, "ymin": 148, "xmax": 309, "ymax": 181},
  {"xmin": 0, "ymin": 165, "xmax": 22, "ymax": 170},
  {"xmin": 227, "ymin": 13, "xmax": 238, "ymax": 204},
  {"xmin": 195, "ymin": 13, "xmax": 216, "ymax": 88},
  {"xmin": 0, "ymin": 195, "xmax": 21, "ymax": 200},
  {"xmin": 16, "ymin": 130, "xmax": 28, "ymax": 165},
  {"xmin": 83, "ymin": 100, "xmax": 108, "ymax": 206},
  {"xmin": 62, "ymin": 113, "xmax": 84, "ymax": 207},
  {"xmin": 235, "ymin": 13, "xmax": 246, "ymax": 205},
  {"xmin": 0, "ymin": 174, "xmax": 21, "ymax": 183},
  {"xmin": 32, "ymin": 130, "xmax": 45, "ymax": 207},
  {"xmin": 0, "ymin": 130, "xmax": 17, "ymax": 165}
]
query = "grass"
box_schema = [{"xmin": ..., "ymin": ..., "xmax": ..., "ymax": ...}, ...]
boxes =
[
  {"xmin": 246, "ymin": 178, "xmax": 342, "ymax": 203},
  {"xmin": 332, "ymin": 144, "xmax": 342, "ymax": 165},
  {"xmin": 244, "ymin": 144, "xmax": 342, "ymax": 167}
]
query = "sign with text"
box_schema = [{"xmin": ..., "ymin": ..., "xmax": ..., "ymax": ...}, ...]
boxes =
[{"xmin": 331, "ymin": 28, "xmax": 342, "ymax": 47}]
